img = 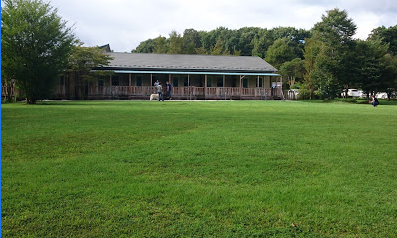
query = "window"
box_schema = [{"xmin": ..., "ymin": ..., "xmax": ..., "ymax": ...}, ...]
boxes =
[
  {"xmin": 136, "ymin": 76, "xmax": 142, "ymax": 86},
  {"xmin": 173, "ymin": 77, "xmax": 178, "ymax": 87},
  {"xmin": 184, "ymin": 76, "xmax": 189, "ymax": 86},
  {"xmin": 243, "ymin": 78, "xmax": 248, "ymax": 88},
  {"xmin": 60, "ymin": 76, "xmax": 64, "ymax": 85},
  {"xmin": 112, "ymin": 75, "xmax": 119, "ymax": 86},
  {"xmin": 207, "ymin": 78, "xmax": 212, "ymax": 87},
  {"xmin": 256, "ymin": 78, "xmax": 263, "ymax": 87},
  {"xmin": 217, "ymin": 77, "xmax": 223, "ymax": 87}
]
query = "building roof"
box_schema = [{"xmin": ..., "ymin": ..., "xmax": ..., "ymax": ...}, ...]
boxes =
[
  {"xmin": 98, "ymin": 44, "xmax": 111, "ymax": 52},
  {"xmin": 97, "ymin": 52, "xmax": 278, "ymax": 74}
]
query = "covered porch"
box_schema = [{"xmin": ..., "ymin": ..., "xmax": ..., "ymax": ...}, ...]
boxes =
[{"xmin": 83, "ymin": 71, "xmax": 283, "ymax": 100}]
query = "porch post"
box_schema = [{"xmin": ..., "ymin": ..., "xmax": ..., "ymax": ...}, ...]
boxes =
[
  {"xmin": 257, "ymin": 75, "xmax": 260, "ymax": 88},
  {"xmin": 280, "ymin": 76, "xmax": 283, "ymax": 99},
  {"xmin": 150, "ymin": 74, "xmax": 153, "ymax": 87},
  {"xmin": 129, "ymin": 73, "xmax": 132, "ymax": 95},
  {"xmin": 223, "ymin": 75, "xmax": 226, "ymax": 100},
  {"xmin": 205, "ymin": 74, "xmax": 207, "ymax": 98},
  {"xmin": 188, "ymin": 74, "xmax": 190, "ymax": 99},
  {"xmin": 257, "ymin": 75, "xmax": 260, "ymax": 97}
]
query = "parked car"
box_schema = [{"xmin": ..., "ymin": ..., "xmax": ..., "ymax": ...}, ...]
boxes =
[{"xmin": 341, "ymin": 89, "xmax": 364, "ymax": 98}]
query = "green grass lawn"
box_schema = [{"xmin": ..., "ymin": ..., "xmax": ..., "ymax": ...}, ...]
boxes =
[{"xmin": 2, "ymin": 100, "xmax": 397, "ymax": 237}]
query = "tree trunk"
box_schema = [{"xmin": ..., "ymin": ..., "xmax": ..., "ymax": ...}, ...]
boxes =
[{"xmin": 27, "ymin": 98, "xmax": 37, "ymax": 104}]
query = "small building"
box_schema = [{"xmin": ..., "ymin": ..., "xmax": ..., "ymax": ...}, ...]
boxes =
[{"xmin": 55, "ymin": 52, "xmax": 283, "ymax": 100}]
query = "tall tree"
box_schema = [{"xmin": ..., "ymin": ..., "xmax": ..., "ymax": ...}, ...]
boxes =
[
  {"xmin": 353, "ymin": 40, "xmax": 396, "ymax": 98},
  {"xmin": 182, "ymin": 28, "xmax": 201, "ymax": 54},
  {"xmin": 382, "ymin": 53, "xmax": 397, "ymax": 99},
  {"xmin": 1, "ymin": 0, "xmax": 76, "ymax": 104},
  {"xmin": 304, "ymin": 8, "xmax": 357, "ymax": 99},
  {"xmin": 168, "ymin": 30, "xmax": 183, "ymax": 54}
]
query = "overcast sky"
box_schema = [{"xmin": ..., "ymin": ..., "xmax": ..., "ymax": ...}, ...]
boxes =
[{"xmin": 45, "ymin": 0, "xmax": 397, "ymax": 52}]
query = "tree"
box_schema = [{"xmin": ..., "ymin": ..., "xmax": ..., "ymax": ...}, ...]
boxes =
[
  {"xmin": 1, "ymin": 0, "xmax": 76, "ymax": 104},
  {"xmin": 353, "ymin": 40, "xmax": 396, "ymax": 98},
  {"xmin": 382, "ymin": 53, "xmax": 397, "ymax": 99},
  {"xmin": 194, "ymin": 47, "xmax": 208, "ymax": 55},
  {"xmin": 265, "ymin": 38, "xmax": 298, "ymax": 69},
  {"xmin": 67, "ymin": 44, "xmax": 113, "ymax": 99},
  {"xmin": 210, "ymin": 39, "xmax": 228, "ymax": 55},
  {"xmin": 303, "ymin": 8, "xmax": 357, "ymax": 99},
  {"xmin": 153, "ymin": 36, "xmax": 168, "ymax": 54},
  {"xmin": 168, "ymin": 30, "xmax": 183, "ymax": 54},
  {"xmin": 182, "ymin": 28, "xmax": 201, "ymax": 54},
  {"xmin": 279, "ymin": 58, "xmax": 305, "ymax": 88},
  {"xmin": 270, "ymin": 27, "xmax": 311, "ymax": 58},
  {"xmin": 131, "ymin": 38, "xmax": 155, "ymax": 53},
  {"xmin": 368, "ymin": 25, "xmax": 397, "ymax": 55},
  {"xmin": 302, "ymin": 38, "xmax": 328, "ymax": 99},
  {"xmin": 251, "ymin": 30, "xmax": 274, "ymax": 58}
]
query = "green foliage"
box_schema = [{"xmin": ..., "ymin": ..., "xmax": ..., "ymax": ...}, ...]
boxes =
[
  {"xmin": 210, "ymin": 39, "xmax": 228, "ymax": 55},
  {"xmin": 168, "ymin": 30, "xmax": 183, "ymax": 54},
  {"xmin": 1, "ymin": 0, "xmax": 76, "ymax": 104},
  {"xmin": 182, "ymin": 28, "xmax": 201, "ymax": 54},
  {"xmin": 153, "ymin": 36, "xmax": 168, "ymax": 54},
  {"xmin": 2, "ymin": 101, "xmax": 397, "ymax": 237},
  {"xmin": 265, "ymin": 38, "xmax": 299, "ymax": 69},
  {"xmin": 303, "ymin": 8, "xmax": 357, "ymax": 99},
  {"xmin": 313, "ymin": 9, "xmax": 356, "ymax": 45},
  {"xmin": 279, "ymin": 58, "xmax": 305, "ymax": 88},
  {"xmin": 131, "ymin": 38, "xmax": 155, "ymax": 53},
  {"xmin": 131, "ymin": 27, "xmax": 310, "ymax": 58},
  {"xmin": 194, "ymin": 46, "xmax": 208, "ymax": 55},
  {"xmin": 368, "ymin": 25, "xmax": 397, "ymax": 55},
  {"xmin": 352, "ymin": 40, "xmax": 397, "ymax": 96},
  {"xmin": 66, "ymin": 44, "xmax": 114, "ymax": 99}
]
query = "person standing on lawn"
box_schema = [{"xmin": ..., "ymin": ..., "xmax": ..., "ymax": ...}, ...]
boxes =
[
  {"xmin": 157, "ymin": 82, "xmax": 164, "ymax": 101},
  {"xmin": 154, "ymin": 80, "xmax": 159, "ymax": 94},
  {"xmin": 166, "ymin": 81, "xmax": 172, "ymax": 100}
]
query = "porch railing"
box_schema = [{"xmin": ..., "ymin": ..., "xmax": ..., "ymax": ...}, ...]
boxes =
[{"xmin": 87, "ymin": 86, "xmax": 282, "ymax": 98}]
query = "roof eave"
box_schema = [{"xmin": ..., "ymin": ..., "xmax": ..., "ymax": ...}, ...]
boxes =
[{"xmin": 93, "ymin": 66, "xmax": 277, "ymax": 74}]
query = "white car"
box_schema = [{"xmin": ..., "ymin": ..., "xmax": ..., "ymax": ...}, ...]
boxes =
[{"xmin": 342, "ymin": 89, "xmax": 364, "ymax": 98}]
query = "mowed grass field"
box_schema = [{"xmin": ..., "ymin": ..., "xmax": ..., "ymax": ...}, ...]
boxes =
[{"xmin": 1, "ymin": 100, "xmax": 397, "ymax": 237}]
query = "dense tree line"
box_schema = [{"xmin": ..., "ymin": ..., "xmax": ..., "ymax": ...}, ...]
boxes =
[
  {"xmin": 132, "ymin": 10, "xmax": 397, "ymax": 99},
  {"xmin": 132, "ymin": 27, "xmax": 310, "ymax": 58}
]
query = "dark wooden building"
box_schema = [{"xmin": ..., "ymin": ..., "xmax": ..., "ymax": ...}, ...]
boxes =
[{"xmin": 54, "ymin": 52, "xmax": 283, "ymax": 100}]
